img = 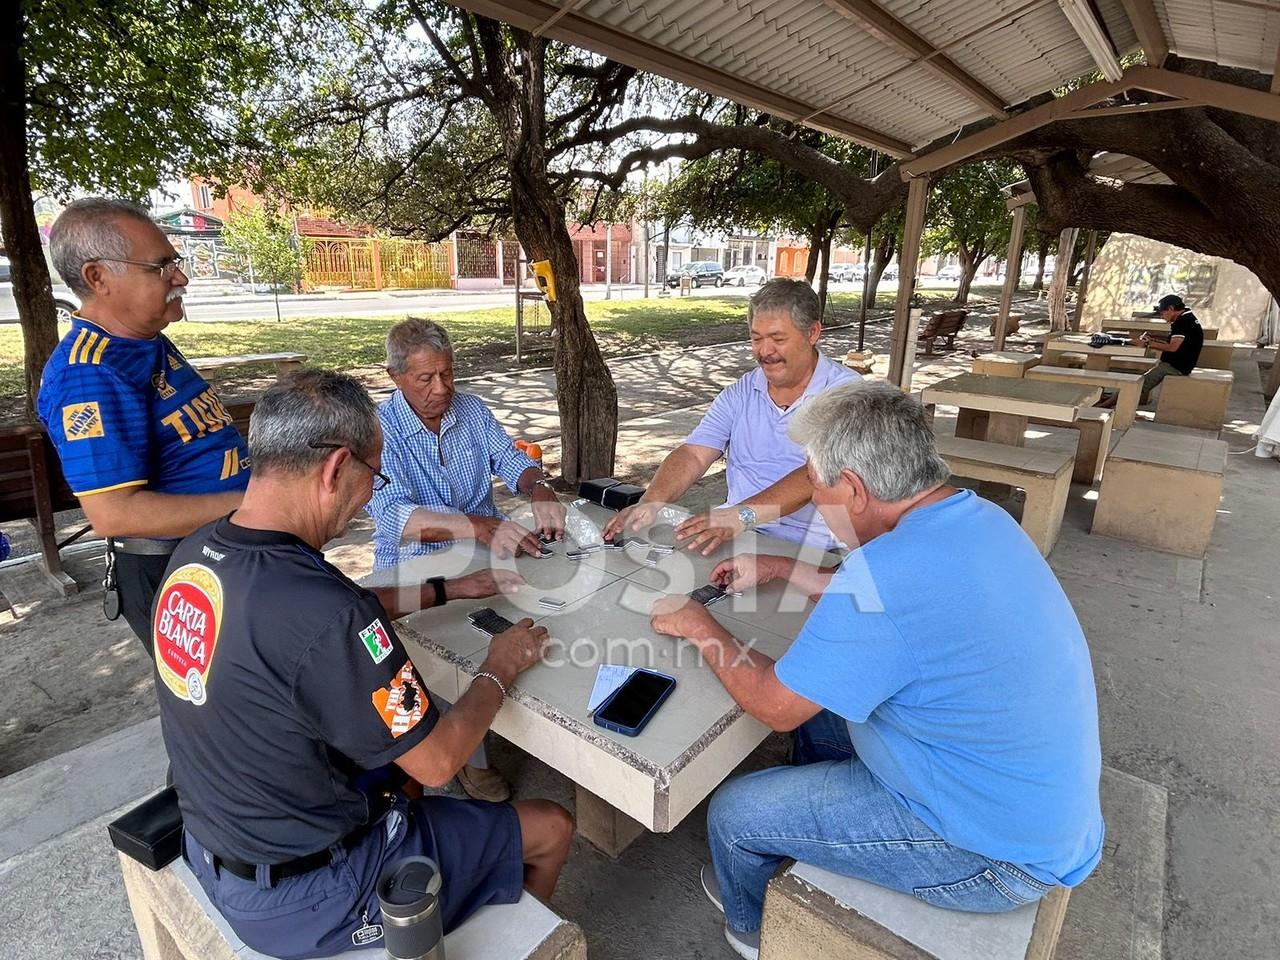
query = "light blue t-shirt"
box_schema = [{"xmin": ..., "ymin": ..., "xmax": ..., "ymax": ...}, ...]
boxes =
[
  {"xmin": 685, "ymin": 352, "xmax": 858, "ymax": 549},
  {"xmin": 776, "ymin": 490, "xmax": 1104, "ymax": 886}
]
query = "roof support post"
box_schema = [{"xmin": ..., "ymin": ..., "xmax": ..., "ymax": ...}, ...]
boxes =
[
  {"xmin": 994, "ymin": 203, "xmax": 1029, "ymax": 351},
  {"xmin": 1118, "ymin": 0, "xmax": 1168, "ymax": 67},
  {"xmin": 1073, "ymin": 229, "xmax": 1098, "ymax": 331},
  {"xmin": 888, "ymin": 175, "xmax": 930, "ymax": 390}
]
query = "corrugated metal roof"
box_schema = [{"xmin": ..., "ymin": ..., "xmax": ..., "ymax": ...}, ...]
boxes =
[
  {"xmin": 450, "ymin": 0, "xmax": 1274, "ymax": 156},
  {"xmin": 1160, "ymin": 0, "xmax": 1280, "ymax": 74}
]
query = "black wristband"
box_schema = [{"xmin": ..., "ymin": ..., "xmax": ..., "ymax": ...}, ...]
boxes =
[{"xmin": 428, "ymin": 576, "xmax": 447, "ymax": 608}]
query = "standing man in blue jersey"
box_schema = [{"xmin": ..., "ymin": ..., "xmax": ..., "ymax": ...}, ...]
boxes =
[{"xmin": 37, "ymin": 198, "xmax": 248, "ymax": 652}]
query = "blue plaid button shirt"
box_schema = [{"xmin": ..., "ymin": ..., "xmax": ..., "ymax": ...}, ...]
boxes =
[{"xmin": 368, "ymin": 390, "xmax": 537, "ymax": 570}]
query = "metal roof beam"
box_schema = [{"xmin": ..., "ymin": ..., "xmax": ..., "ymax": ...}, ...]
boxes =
[
  {"xmin": 444, "ymin": 0, "xmax": 914, "ymax": 155},
  {"xmin": 1058, "ymin": 0, "xmax": 1124, "ymax": 81},
  {"xmin": 820, "ymin": 0, "xmax": 1009, "ymax": 118},
  {"xmin": 902, "ymin": 66, "xmax": 1280, "ymax": 179},
  {"xmin": 1117, "ymin": 0, "xmax": 1168, "ymax": 67}
]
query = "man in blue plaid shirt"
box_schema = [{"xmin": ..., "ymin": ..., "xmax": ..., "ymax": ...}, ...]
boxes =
[
  {"xmin": 367, "ymin": 319, "xmax": 567, "ymax": 801},
  {"xmin": 368, "ymin": 318, "xmax": 566, "ymax": 572}
]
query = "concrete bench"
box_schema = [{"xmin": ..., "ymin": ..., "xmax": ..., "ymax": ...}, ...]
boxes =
[
  {"xmin": 759, "ymin": 766, "xmax": 1168, "ymax": 960},
  {"xmin": 188, "ymin": 353, "xmax": 307, "ymax": 379},
  {"xmin": 1026, "ymin": 366, "xmax": 1141, "ymax": 431},
  {"xmin": 1043, "ymin": 350, "xmax": 1087, "ymax": 369},
  {"xmin": 1108, "ymin": 356, "xmax": 1158, "ymax": 376},
  {"xmin": 1153, "ymin": 368, "xmax": 1233, "ymax": 432},
  {"xmin": 1194, "ymin": 341, "xmax": 1255, "ymax": 371},
  {"xmin": 972, "ymin": 352, "xmax": 1040, "ymax": 378},
  {"xmin": 117, "ymin": 851, "xmax": 587, "ymax": 960},
  {"xmin": 935, "ymin": 436, "xmax": 1074, "ymax": 556},
  {"xmin": 1091, "ymin": 424, "xmax": 1228, "ymax": 558},
  {"xmin": 1028, "ymin": 408, "xmax": 1114, "ymax": 485}
]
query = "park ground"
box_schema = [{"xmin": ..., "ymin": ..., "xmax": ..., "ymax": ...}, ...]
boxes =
[{"xmin": 1, "ymin": 290, "xmax": 1276, "ymax": 960}]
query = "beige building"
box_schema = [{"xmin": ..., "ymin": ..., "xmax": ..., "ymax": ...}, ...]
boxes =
[{"xmin": 1081, "ymin": 233, "xmax": 1277, "ymax": 343}]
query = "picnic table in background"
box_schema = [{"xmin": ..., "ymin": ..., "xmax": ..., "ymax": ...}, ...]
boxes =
[
  {"xmin": 921, "ymin": 372, "xmax": 1101, "ymax": 446},
  {"xmin": 1042, "ymin": 334, "xmax": 1148, "ymax": 371},
  {"xmin": 187, "ymin": 352, "xmax": 306, "ymax": 380}
]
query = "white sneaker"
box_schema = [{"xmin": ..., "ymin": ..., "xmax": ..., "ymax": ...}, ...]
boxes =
[
  {"xmin": 723, "ymin": 924, "xmax": 760, "ymax": 960},
  {"xmin": 701, "ymin": 863, "xmax": 724, "ymax": 914}
]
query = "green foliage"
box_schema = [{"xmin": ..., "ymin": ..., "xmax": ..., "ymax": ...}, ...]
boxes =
[
  {"xmin": 923, "ymin": 160, "xmax": 1023, "ymax": 265},
  {"xmin": 24, "ymin": 0, "xmax": 307, "ymax": 199},
  {"xmin": 221, "ymin": 204, "xmax": 308, "ymax": 291}
]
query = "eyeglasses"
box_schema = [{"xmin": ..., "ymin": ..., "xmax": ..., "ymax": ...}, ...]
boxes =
[
  {"xmin": 90, "ymin": 255, "xmax": 187, "ymax": 279},
  {"xmin": 309, "ymin": 442, "xmax": 391, "ymax": 490}
]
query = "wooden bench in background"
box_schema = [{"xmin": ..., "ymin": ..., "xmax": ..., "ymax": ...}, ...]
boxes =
[
  {"xmin": 934, "ymin": 436, "xmax": 1074, "ymax": 556},
  {"xmin": 1154, "ymin": 368, "xmax": 1233, "ymax": 432},
  {"xmin": 1091, "ymin": 424, "xmax": 1228, "ymax": 558},
  {"xmin": 0, "ymin": 425, "xmax": 82, "ymax": 596},
  {"xmin": 917, "ymin": 310, "xmax": 967, "ymax": 356},
  {"xmin": 188, "ymin": 353, "xmax": 306, "ymax": 380}
]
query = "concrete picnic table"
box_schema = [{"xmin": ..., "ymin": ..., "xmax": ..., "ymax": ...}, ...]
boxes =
[
  {"xmin": 1042, "ymin": 333, "xmax": 1149, "ymax": 371},
  {"xmin": 373, "ymin": 500, "xmax": 835, "ymax": 858},
  {"xmin": 921, "ymin": 372, "xmax": 1101, "ymax": 447},
  {"xmin": 1101, "ymin": 318, "xmax": 1220, "ymax": 341}
]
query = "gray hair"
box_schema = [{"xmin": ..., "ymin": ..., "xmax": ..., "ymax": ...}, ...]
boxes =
[
  {"xmin": 248, "ymin": 369, "xmax": 379, "ymax": 475},
  {"xmin": 747, "ymin": 278, "xmax": 821, "ymax": 333},
  {"xmin": 49, "ymin": 198, "xmax": 154, "ymax": 297},
  {"xmin": 789, "ymin": 381, "xmax": 950, "ymax": 501},
  {"xmin": 386, "ymin": 317, "xmax": 453, "ymax": 374}
]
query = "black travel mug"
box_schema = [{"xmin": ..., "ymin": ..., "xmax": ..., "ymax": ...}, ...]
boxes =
[{"xmin": 377, "ymin": 856, "xmax": 446, "ymax": 960}]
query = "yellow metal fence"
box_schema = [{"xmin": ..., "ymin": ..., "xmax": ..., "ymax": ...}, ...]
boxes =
[{"xmin": 302, "ymin": 237, "xmax": 453, "ymax": 291}]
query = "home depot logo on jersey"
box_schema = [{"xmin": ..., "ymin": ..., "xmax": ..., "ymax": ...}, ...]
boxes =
[
  {"xmin": 153, "ymin": 563, "xmax": 224, "ymax": 706},
  {"xmin": 62, "ymin": 402, "xmax": 104, "ymax": 440}
]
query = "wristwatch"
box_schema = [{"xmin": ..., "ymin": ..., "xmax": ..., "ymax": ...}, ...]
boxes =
[
  {"xmin": 737, "ymin": 505, "xmax": 757, "ymax": 530},
  {"xmin": 427, "ymin": 576, "xmax": 447, "ymax": 608},
  {"xmin": 530, "ymin": 479, "xmax": 555, "ymax": 497}
]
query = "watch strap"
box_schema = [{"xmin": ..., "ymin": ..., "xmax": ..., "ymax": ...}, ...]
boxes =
[{"xmin": 428, "ymin": 576, "xmax": 447, "ymax": 608}]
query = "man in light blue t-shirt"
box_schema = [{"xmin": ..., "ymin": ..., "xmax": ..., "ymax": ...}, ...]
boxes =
[
  {"xmin": 605, "ymin": 278, "xmax": 858, "ymax": 553},
  {"xmin": 651, "ymin": 381, "xmax": 1104, "ymax": 960}
]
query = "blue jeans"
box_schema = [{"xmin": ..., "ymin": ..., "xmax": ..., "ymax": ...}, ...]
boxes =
[{"xmin": 707, "ymin": 710, "xmax": 1052, "ymax": 933}]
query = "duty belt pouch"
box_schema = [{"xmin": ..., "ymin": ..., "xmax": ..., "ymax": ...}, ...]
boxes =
[{"xmin": 107, "ymin": 787, "xmax": 183, "ymax": 870}]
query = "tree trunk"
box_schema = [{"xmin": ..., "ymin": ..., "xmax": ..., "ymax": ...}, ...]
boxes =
[
  {"xmin": 1031, "ymin": 237, "xmax": 1049, "ymax": 291},
  {"xmin": 0, "ymin": 4, "xmax": 58, "ymax": 421},
  {"xmin": 866, "ymin": 231, "xmax": 895, "ymax": 308},
  {"xmin": 955, "ymin": 245, "xmax": 977, "ymax": 305},
  {"xmin": 1047, "ymin": 228, "xmax": 1078, "ymax": 332},
  {"xmin": 816, "ymin": 228, "xmax": 833, "ymax": 319},
  {"xmin": 503, "ymin": 32, "xmax": 617, "ymax": 485},
  {"xmin": 803, "ymin": 219, "xmax": 824, "ymax": 284}
]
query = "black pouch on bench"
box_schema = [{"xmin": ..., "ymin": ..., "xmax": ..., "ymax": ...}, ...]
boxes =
[{"xmin": 107, "ymin": 787, "xmax": 183, "ymax": 870}]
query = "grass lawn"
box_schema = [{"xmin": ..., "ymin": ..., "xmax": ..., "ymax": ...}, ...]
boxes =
[{"xmin": 0, "ymin": 283, "xmax": 1002, "ymax": 414}]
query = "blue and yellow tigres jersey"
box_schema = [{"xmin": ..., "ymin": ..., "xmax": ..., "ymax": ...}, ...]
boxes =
[{"xmin": 36, "ymin": 317, "xmax": 250, "ymax": 498}]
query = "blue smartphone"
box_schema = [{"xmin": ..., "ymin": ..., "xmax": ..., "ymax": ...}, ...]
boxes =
[{"xmin": 592, "ymin": 669, "xmax": 677, "ymax": 737}]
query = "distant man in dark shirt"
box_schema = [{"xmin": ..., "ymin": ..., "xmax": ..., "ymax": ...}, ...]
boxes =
[{"xmin": 1133, "ymin": 294, "xmax": 1204, "ymax": 403}]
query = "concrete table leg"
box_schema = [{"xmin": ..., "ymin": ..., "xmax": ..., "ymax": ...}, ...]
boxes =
[
  {"xmin": 983, "ymin": 413, "xmax": 1028, "ymax": 447},
  {"xmin": 575, "ymin": 784, "xmax": 646, "ymax": 859},
  {"xmin": 1085, "ymin": 354, "xmax": 1111, "ymax": 372}
]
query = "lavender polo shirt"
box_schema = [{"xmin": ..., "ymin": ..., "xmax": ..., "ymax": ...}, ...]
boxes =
[{"xmin": 684, "ymin": 353, "xmax": 859, "ymax": 549}]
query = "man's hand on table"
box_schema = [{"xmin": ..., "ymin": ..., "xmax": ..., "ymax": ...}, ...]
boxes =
[
  {"xmin": 448, "ymin": 569, "xmax": 524, "ymax": 601},
  {"xmin": 650, "ymin": 594, "xmax": 720, "ymax": 646},
  {"xmin": 481, "ymin": 619, "xmax": 551, "ymax": 687},
  {"xmin": 602, "ymin": 501, "xmax": 662, "ymax": 541},
  {"xmin": 472, "ymin": 516, "xmax": 542, "ymax": 559},
  {"xmin": 711, "ymin": 553, "xmax": 793, "ymax": 593},
  {"xmin": 675, "ymin": 508, "xmax": 745, "ymax": 555},
  {"xmin": 530, "ymin": 484, "xmax": 567, "ymax": 540}
]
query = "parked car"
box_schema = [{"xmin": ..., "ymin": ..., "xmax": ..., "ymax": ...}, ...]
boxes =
[
  {"xmin": 0, "ymin": 280, "xmax": 81, "ymax": 324},
  {"xmin": 665, "ymin": 260, "xmax": 725, "ymax": 288},
  {"xmin": 722, "ymin": 264, "xmax": 766, "ymax": 286},
  {"xmin": 882, "ymin": 264, "xmax": 899, "ymax": 281},
  {"xmin": 828, "ymin": 263, "xmax": 858, "ymax": 282},
  {"xmin": 936, "ymin": 264, "xmax": 962, "ymax": 281},
  {"xmin": 0, "ymin": 256, "xmax": 10, "ymax": 283}
]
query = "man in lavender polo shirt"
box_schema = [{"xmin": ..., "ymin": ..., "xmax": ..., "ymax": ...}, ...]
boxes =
[{"xmin": 606, "ymin": 279, "xmax": 859, "ymax": 553}]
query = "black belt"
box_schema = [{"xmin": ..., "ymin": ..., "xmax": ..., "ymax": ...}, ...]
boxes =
[
  {"xmin": 110, "ymin": 537, "xmax": 179, "ymax": 557},
  {"xmin": 211, "ymin": 791, "xmax": 396, "ymax": 885}
]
